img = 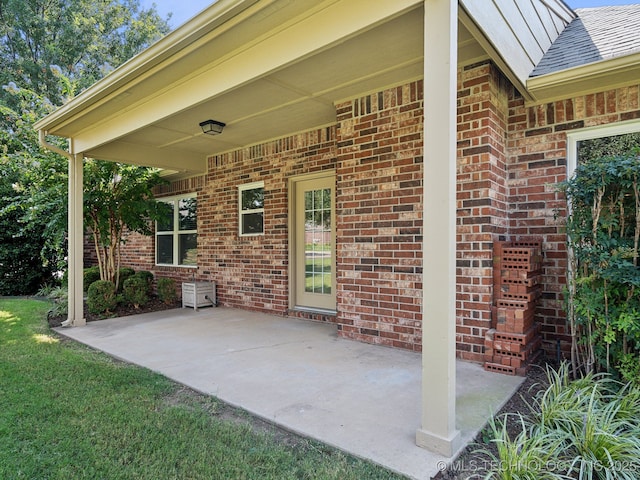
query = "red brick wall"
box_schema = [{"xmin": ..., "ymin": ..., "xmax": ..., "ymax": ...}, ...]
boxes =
[
  {"xmin": 507, "ymin": 83, "xmax": 640, "ymax": 358},
  {"xmin": 117, "ymin": 83, "xmax": 427, "ymax": 350},
  {"xmin": 201, "ymin": 128, "xmax": 337, "ymax": 313},
  {"xmin": 335, "ymin": 82, "xmax": 424, "ymax": 350},
  {"xmin": 455, "ymin": 62, "xmax": 510, "ymax": 362},
  {"xmin": 454, "ymin": 63, "xmax": 640, "ymax": 362},
  {"xmin": 457, "ymin": 63, "xmax": 640, "ymax": 361},
  {"xmin": 106, "ymin": 176, "xmax": 206, "ymax": 293},
  {"xmin": 107, "ymin": 64, "xmax": 640, "ymax": 362}
]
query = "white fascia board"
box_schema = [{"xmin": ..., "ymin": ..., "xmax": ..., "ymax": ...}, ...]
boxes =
[
  {"xmin": 37, "ymin": 0, "xmax": 421, "ymax": 154},
  {"xmin": 526, "ymin": 51, "xmax": 640, "ymax": 104},
  {"xmin": 34, "ymin": 0, "xmax": 260, "ymax": 133}
]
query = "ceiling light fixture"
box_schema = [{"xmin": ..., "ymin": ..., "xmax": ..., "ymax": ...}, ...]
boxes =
[{"xmin": 199, "ymin": 119, "xmax": 226, "ymax": 135}]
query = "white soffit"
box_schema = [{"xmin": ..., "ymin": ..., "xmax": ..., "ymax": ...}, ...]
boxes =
[{"xmin": 36, "ymin": 0, "xmax": 489, "ymax": 174}]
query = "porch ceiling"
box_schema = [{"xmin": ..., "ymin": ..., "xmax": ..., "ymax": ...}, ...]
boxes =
[{"xmin": 36, "ymin": 0, "xmax": 488, "ymax": 176}]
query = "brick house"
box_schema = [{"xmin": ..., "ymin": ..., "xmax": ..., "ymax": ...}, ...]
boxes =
[{"xmin": 36, "ymin": 0, "xmax": 640, "ymax": 456}]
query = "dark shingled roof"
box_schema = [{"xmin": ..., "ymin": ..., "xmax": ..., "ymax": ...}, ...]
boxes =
[{"xmin": 531, "ymin": 4, "xmax": 640, "ymax": 77}]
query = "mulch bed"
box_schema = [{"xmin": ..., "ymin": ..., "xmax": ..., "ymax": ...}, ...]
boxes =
[
  {"xmin": 47, "ymin": 296, "xmax": 181, "ymax": 328},
  {"xmin": 433, "ymin": 360, "xmax": 553, "ymax": 479}
]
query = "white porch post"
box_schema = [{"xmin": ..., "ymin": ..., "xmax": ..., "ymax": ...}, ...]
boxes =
[
  {"xmin": 66, "ymin": 153, "xmax": 85, "ymax": 327},
  {"xmin": 416, "ymin": 0, "xmax": 461, "ymax": 457}
]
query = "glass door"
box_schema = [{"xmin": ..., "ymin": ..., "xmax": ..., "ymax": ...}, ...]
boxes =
[{"xmin": 293, "ymin": 174, "xmax": 336, "ymax": 311}]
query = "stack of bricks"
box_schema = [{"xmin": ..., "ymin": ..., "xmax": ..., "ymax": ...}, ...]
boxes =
[{"xmin": 484, "ymin": 240, "xmax": 543, "ymax": 375}]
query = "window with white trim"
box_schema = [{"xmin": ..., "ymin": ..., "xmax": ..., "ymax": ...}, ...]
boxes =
[
  {"xmin": 567, "ymin": 120, "xmax": 640, "ymax": 176},
  {"xmin": 156, "ymin": 195, "xmax": 197, "ymax": 266},
  {"xmin": 239, "ymin": 181, "xmax": 264, "ymax": 236}
]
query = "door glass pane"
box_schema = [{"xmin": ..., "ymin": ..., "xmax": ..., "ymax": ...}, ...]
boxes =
[
  {"xmin": 156, "ymin": 235, "xmax": 173, "ymax": 264},
  {"xmin": 304, "ymin": 188, "xmax": 331, "ymax": 294}
]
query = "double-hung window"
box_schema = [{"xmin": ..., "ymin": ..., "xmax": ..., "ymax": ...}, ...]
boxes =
[
  {"xmin": 156, "ymin": 195, "xmax": 197, "ymax": 266},
  {"xmin": 239, "ymin": 181, "xmax": 264, "ymax": 236}
]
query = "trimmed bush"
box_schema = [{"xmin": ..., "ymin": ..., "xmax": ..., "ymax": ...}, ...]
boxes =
[
  {"xmin": 132, "ymin": 270, "xmax": 154, "ymax": 294},
  {"xmin": 87, "ymin": 280, "xmax": 117, "ymax": 314},
  {"xmin": 122, "ymin": 275, "xmax": 149, "ymax": 309},
  {"xmin": 83, "ymin": 266, "xmax": 101, "ymax": 292},
  {"xmin": 157, "ymin": 277, "xmax": 177, "ymax": 305},
  {"xmin": 117, "ymin": 267, "xmax": 135, "ymax": 291}
]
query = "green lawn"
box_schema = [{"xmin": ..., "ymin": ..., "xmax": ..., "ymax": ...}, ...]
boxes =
[{"xmin": 0, "ymin": 298, "xmax": 404, "ymax": 480}]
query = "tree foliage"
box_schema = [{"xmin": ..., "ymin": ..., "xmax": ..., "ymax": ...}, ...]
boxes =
[
  {"xmin": 0, "ymin": 155, "xmax": 57, "ymax": 294},
  {"xmin": 0, "ymin": 84, "xmax": 67, "ymax": 292},
  {"xmin": 0, "ymin": 0, "xmax": 170, "ymax": 294},
  {"xmin": 0, "ymin": 0, "xmax": 170, "ymax": 106},
  {"xmin": 563, "ymin": 133, "xmax": 640, "ymax": 383},
  {"xmin": 84, "ymin": 161, "xmax": 168, "ymax": 291}
]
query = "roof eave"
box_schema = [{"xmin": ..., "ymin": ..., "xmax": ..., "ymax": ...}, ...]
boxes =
[
  {"xmin": 526, "ymin": 50, "xmax": 640, "ymax": 104},
  {"xmin": 458, "ymin": 6, "xmax": 532, "ymax": 102},
  {"xmin": 34, "ymin": 0, "xmax": 260, "ymax": 133}
]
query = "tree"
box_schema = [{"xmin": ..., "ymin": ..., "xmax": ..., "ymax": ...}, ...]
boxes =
[
  {"xmin": 0, "ymin": 84, "xmax": 67, "ymax": 292},
  {"xmin": 0, "ymin": 0, "xmax": 171, "ymax": 106},
  {"xmin": 563, "ymin": 133, "xmax": 640, "ymax": 383},
  {"xmin": 84, "ymin": 160, "xmax": 168, "ymax": 290},
  {"xmin": 0, "ymin": 0, "xmax": 170, "ymax": 293},
  {"xmin": 0, "ymin": 157, "xmax": 57, "ymax": 294}
]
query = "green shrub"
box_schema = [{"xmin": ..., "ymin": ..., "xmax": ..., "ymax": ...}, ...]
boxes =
[
  {"xmin": 562, "ymin": 147, "xmax": 640, "ymax": 382},
  {"xmin": 38, "ymin": 285, "xmax": 68, "ymax": 317},
  {"xmin": 122, "ymin": 275, "xmax": 149, "ymax": 309},
  {"xmin": 87, "ymin": 280, "xmax": 117, "ymax": 314},
  {"xmin": 0, "ymin": 169, "xmax": 57, "ymax": 294},
  {"xmin": 132, "ymin": 270, "xmax": 154, "ymax": 294},
  {"xmin": 118, "ymin": 267, "xmax": 136, "ymax": 291},
  {"xmin": 157, "ymin": 277, "xmax": 177, "ymax": 305},
  {"xmin": 83, "ymin": 266, "xmax": 101, "ymax": 292},
  {"xmin": 481, "ymin": 414, "xmax": 565, "ymax": 480},
  {"xmin": 481, "ymin": 364, "xmax": 640, "ymax": 480}
]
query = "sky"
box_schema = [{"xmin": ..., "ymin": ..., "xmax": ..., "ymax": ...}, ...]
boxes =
[
  {"xmin": 141, "ymin": 0, "xmax": 640, "ymax": 30},
  {"xmin": 139, "ymin": 0, "xmax": 214, "ymax": 29}
]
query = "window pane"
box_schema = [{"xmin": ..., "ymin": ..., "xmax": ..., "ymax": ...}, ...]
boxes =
[
  {"xmin": 157, "ymin": 202, "xmax": 174, "ymax": 232},
  {"xmin": 178, "ymin": 233, "xmax": 197, "ymax": 266},
  {"xmin": 179, "ymin": 197, "xmax": 197, "ymax": 231},
  {"xmin": 242, "ymin": 212, "xmax": 264, "ymax": 235},
  {"xmin": 156, "ymin": 235, "xmax": 174, "ymax": 264},
  {"xmin": 577, "ymin": 133, "xmax": 640, "ymax": 164},
  {"xmin": 241, "ymin": 187, "xmax": 264, "ymax": 210}
]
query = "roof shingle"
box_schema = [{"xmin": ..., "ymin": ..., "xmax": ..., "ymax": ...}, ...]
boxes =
[{"xmin": 530, "ymin": 4, "xmax": 640, "ymax": 77}]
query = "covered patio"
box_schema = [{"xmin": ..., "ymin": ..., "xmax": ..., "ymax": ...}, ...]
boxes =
[
  {"xmin": 34, "ymin": 0, "xmax": 577, "ymax": 461},
  {"xmin": 56, "ymin": 307, "xmax": 522, "ymax": 480}
]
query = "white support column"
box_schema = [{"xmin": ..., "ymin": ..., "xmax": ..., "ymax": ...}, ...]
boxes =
[
  {"xmin": 416, "ymin": 0, "xmax": 461, "ymax": 457},
  {"xmin": 66, "ymin": 153, "xmax": 85, "ymax": 327}
]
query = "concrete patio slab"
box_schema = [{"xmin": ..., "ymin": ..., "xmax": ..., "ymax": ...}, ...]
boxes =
[{"xmin": 56, "ymin": 307, "xmax": 523, "ymax": 480}]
